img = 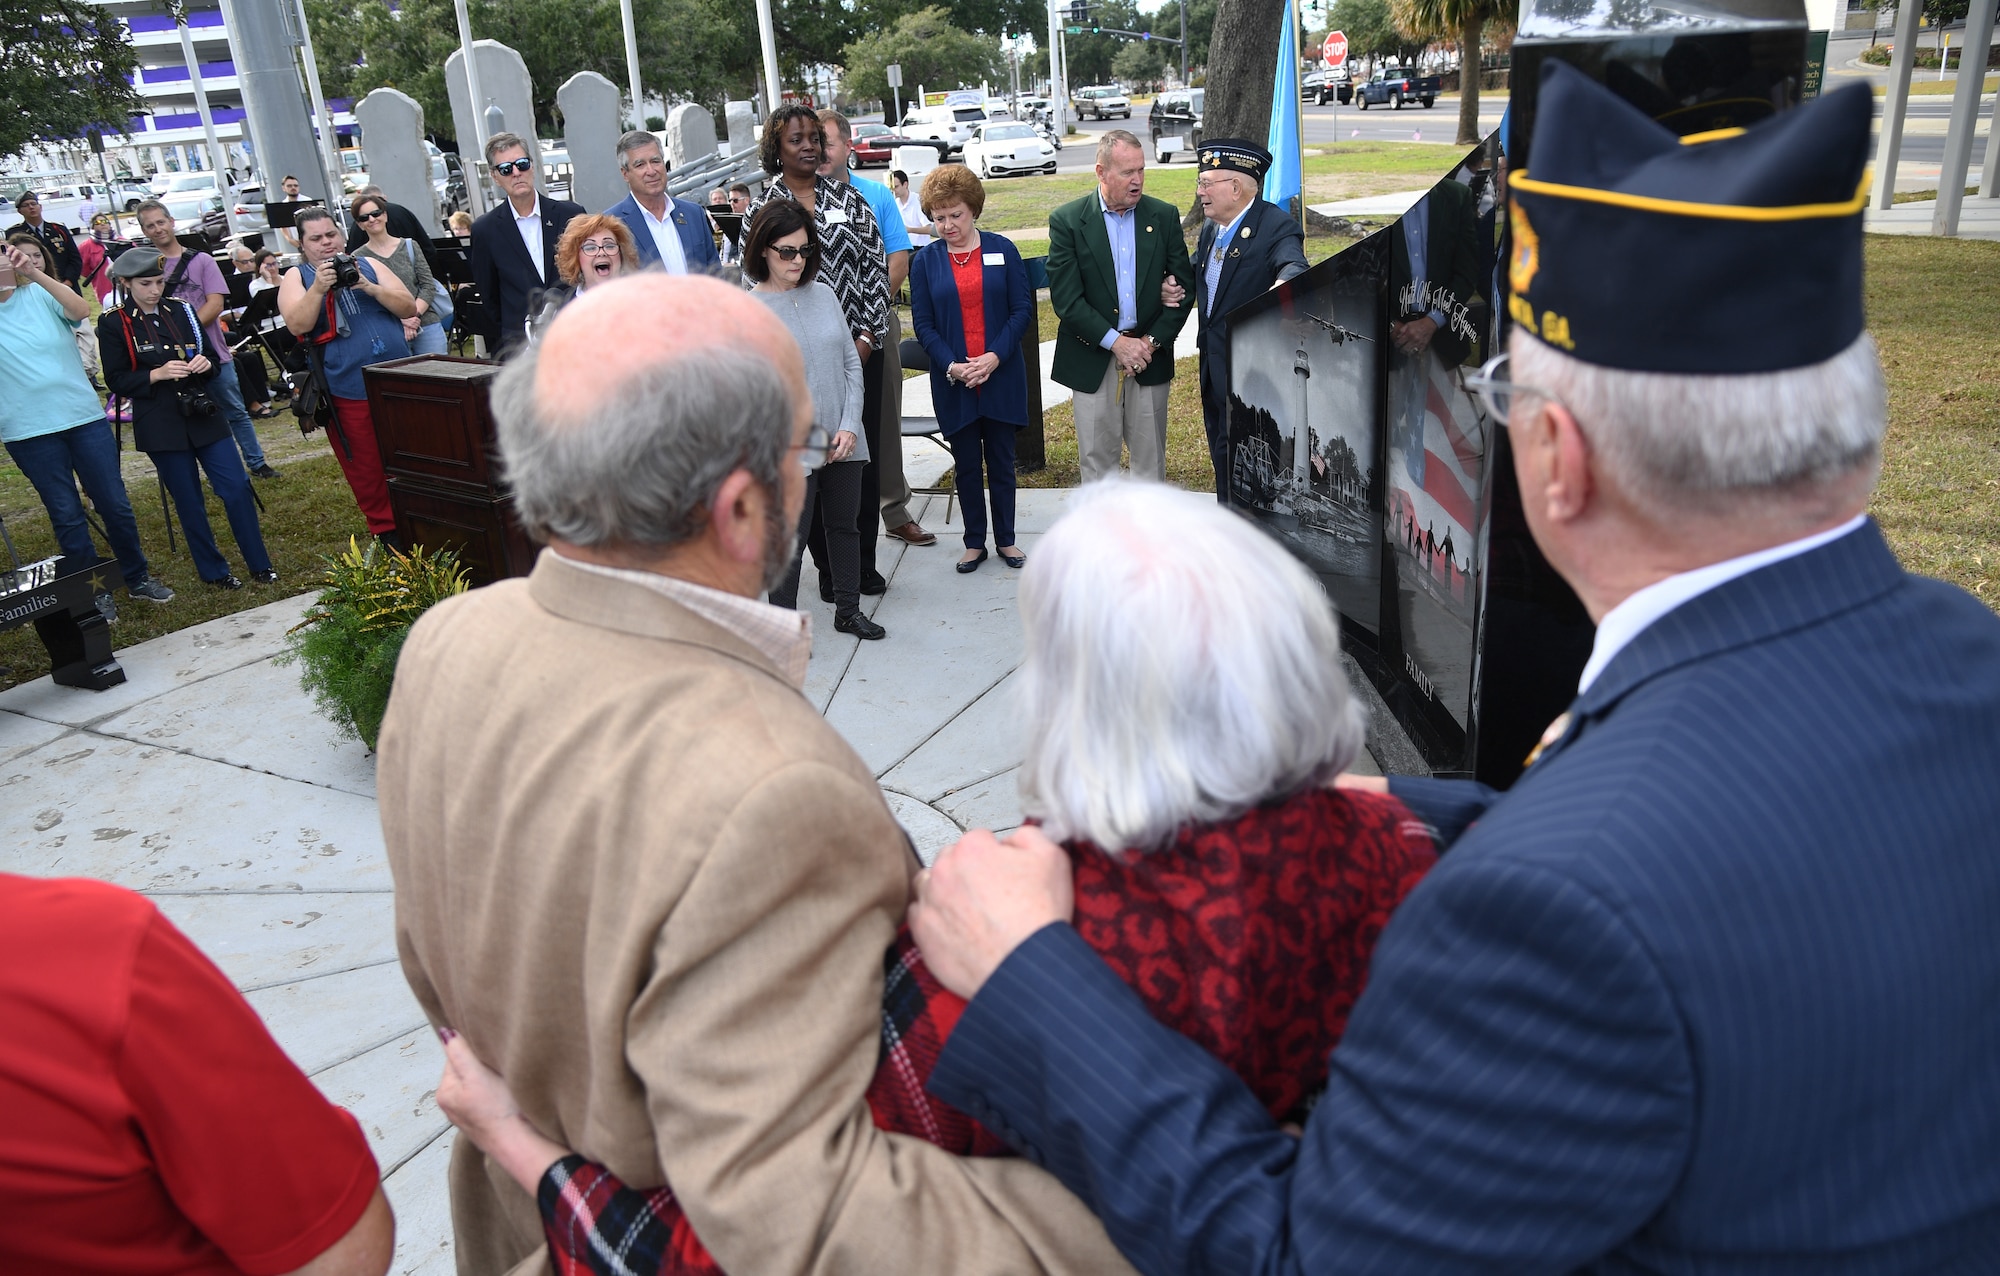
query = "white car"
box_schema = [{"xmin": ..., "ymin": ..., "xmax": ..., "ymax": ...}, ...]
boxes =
[
  {"xmin": 151, "ymin": 171, "xmax": 219, "ymax": 197},
  {"xmin": 903, "ymin": 103, "xmax": 989, "ymax": 156},
  {"xmin": 963, "ymin": 122, "xmax": 1057, "ymax": 180}
]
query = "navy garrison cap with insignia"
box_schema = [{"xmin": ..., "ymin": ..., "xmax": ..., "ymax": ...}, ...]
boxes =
[
  {"xmin": 109, "ymin": 246, "xmax": 165, "ymax": 279},
  {"xmin": 1508, "ymin": 60, "xmax": 1872, "ymax": 374},
  {"xmin": 1198, "ymin": 138, "xmax": 1273, "ymax": 184}
]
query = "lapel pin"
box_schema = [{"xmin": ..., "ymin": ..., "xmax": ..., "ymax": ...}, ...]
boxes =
[{"xmin": 1240, "ymin": 226, "xmax": 1253, "ymax": 239}]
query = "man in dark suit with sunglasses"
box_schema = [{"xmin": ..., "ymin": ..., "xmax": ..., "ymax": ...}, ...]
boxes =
[{"xmin": 469, "ymin": 132, "xmax": 584, "ymax": 355}]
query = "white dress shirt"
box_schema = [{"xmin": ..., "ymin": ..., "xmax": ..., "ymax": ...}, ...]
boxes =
[
  {"xmin": 512, "ymin": 193, "xmax": 546, "ymax": 283},
  {"xmin": 557, "ymin": 553, "xmax": 814, "ymax": 689},
  {"xmin": 635, "ymin": 196, "xmax": 690, "ymax": 275},
  {"xmin": 1577, "ymin": 514, "xmax": 1868, "ymax": 694}
]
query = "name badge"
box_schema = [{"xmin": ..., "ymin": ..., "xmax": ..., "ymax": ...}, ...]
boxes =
[
  {"xmin": 983, "ymin": 252, "xmax": 1004, "ymax": 266},
  {"xmin": 824, "ymin": 209, "xmax": 851, "ymax": 225}
]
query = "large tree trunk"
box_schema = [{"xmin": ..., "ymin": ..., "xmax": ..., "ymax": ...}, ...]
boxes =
[
  {"xmin": 1184, "ymin": 0, "xmax": 1289, "ymax": 227},
  {"xmin": 1457, "ymin": 12, "xmax": 1483, "ymax": 145}
]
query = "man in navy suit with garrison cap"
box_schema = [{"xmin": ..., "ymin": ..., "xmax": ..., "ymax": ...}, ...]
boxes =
[{"xmin": 908, "ymin": 60, "xmax": 2000, "ymax": 1275}]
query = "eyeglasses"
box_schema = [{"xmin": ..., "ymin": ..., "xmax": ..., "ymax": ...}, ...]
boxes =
[
  {"xmin": 492, "ymin": 158, "xmax": 534, "ymax": 176},
  {"xmin": 1195, "ymin": 176, "xmax": 1234, "ymax": 191},
  {"xmin": 578, "ymin": 240, "xmax": 622, "ymax": 255},
  {"xmin": 1463, "ymin": 352, "xmax": 1572, "ymax": 423},
  {"xmin": 357, "ymin": 208, "xmax": 386, "ymax": 221},
  {"xmin": 790, "ymin": 424, "xmax": 831, "ymax": 473}
]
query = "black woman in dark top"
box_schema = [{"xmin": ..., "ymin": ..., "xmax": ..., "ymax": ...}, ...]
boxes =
[{"xmin": 97, "ymin": 247, "xmax": 276, "ymax": 591}]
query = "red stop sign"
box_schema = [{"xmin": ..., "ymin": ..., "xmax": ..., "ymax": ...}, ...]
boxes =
[{"xmin": 1324, "ymin": 31, "xmax": 1349, "ymax": 68}]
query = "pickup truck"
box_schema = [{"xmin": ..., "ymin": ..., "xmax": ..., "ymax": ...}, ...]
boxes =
[{"xmin": 1355, "ymin": 67, "xmax": 1439, "ymax": 110}]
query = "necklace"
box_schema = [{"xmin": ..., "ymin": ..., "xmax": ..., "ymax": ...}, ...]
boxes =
[{"xmin": 948, "ymin": 243, "xmax": 978, "ymax": 266}]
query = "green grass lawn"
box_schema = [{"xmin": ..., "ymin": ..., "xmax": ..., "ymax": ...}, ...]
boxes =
[
  {"xmin": 0, "ymin": 228, "xmax": 1991, "ymax": 689},
  {"xmin": 977, "ymin": 142, "xmax": 1464, "ymax": 235}
]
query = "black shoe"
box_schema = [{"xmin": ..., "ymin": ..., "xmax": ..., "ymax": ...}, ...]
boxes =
[
  {"xmin": 250, "ymin": 463, "xmax": 280, "ymax": 479},
  {"xmin": 834, "ymin": 610, "xmax": 887, "ymax": 640},
  {"xmin": 956, "ymin": 549, "xmax": 989, "ymax": 574},
  {"xmin": 251, "ymin": 568, "xmax": 280, "ymax": 584},
  {"xmin": 998, "ymin": 548, "xmax": 1027, "ymax": 569},
  {"xmin": 860, "ymin": 573, "xmax": 888, "ymax": 595},
  {"xmin": 376, "ymin": 531, "xmax": 408, "ymax": 555},
  {"xmin": 207, "ymin": 575, "xmax": 244, "ymax": 590}
]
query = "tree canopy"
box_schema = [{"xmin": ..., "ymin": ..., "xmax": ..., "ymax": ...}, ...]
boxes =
[
  {"xmin": 841, "ymin": 6, "xmax": 1003, "ymax": 104},
  {"xmin": 1325, "ymin": 0, "xmax": 1403, "ymax": 62},
  {"xmin": 0, "ymin": 0, "xmax": 145, "ymax": 158}
]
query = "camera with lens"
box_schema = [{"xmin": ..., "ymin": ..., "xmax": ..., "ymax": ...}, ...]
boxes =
[
  {"xmin": 327, "ymin": 252, "xmax": 363, "ymax": 289},
  {"xmin": 175, "ymin": 376, "xmax": 219, "ymax": 419}
]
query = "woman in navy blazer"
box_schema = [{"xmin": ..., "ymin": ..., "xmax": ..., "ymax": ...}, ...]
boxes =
[{"xmin": 909, "ymin": 167, "xmax": 1033, "ymax": 573}]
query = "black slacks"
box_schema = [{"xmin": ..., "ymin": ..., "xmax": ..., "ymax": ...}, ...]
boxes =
[
  {"xmin": 772, "ymin": 460, "xmax": 865, "ymax": 616},
  {"xmin": 807, "ymin": 348, "xmax": 885, "ymax": 584}
]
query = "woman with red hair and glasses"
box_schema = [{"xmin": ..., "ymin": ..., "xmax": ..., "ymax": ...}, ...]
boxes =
[{"xmin": 525, "ymin": 215, "xmax": 642, "ymax": 346}]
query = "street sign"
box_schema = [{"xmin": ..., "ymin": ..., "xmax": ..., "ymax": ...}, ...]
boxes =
[
  {"xmin": 1067, "ymin": 24, "xmax": 1082, "ymax": 32},
  {"xmin": 886, "ymin": 63, "xmax": 903, "ymax": 88},
  {"xmin": 1324, "ymin": 30, "xmax": 1348, "ymax": 69}
]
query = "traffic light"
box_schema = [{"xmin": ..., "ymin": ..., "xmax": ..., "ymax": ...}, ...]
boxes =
[{"xmin": 1067, "ymin": 0, "xmax": 1088, "ymax": 22}]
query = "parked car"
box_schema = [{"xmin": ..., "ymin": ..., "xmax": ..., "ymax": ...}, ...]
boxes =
[
  {"xmin": 962, "ymin": 121, "xmax": 1058, "ymax": 180},
  {"xmin": 902, "ymin": 103, "xmax": 988, "ymax": 155},
  {"xmin": 849, "ymin": 122, "xmax": 950, "ymax": 168},
  {"xmin": 1073, "ymin": 85, "xmax": 1132, "ymax": 120},
  {"xmin": 1302, "ymin": 67, "xmax": 1353, "ymax": 105},
  {"xmin": 1147, "ymin": 88, "xmax": 1205, "ymax": 163},
  {"xmin": 231, "ymin": 183, "xmax": 268, "ymax": 233},
  {"xmin": 151, "ymin": 171, "xmax": 219, "ymax": 197},
  {"xmin": 159, "ymin": 189, "xmax": 229, "ymax": 244},
  {"xmin": 432, "ymin": 147, "xmax": 467, "ymax": 216},
  {"xmin": 1356, "ymin": 65, "xmax": 1439, "ymax": 109}
]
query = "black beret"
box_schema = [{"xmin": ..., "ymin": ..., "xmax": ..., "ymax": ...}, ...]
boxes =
[{"xmin": 1508, "ymin": 60, "xmax": 1872, "ymax": 373}]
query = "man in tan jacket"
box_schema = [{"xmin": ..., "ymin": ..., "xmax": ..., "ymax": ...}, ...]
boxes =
[{"xmin": 376, "ymin": 274, "xmax": 1130, "ymax": 1276}]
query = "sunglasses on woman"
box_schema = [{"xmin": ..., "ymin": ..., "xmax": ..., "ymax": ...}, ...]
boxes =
[
  {"xmin": 767, "ymin": 244, "xmax": 817, "ymax": 261},
  {"xmin": 357, "ymin": 208, "xmax": 386, "ymax": 222},
  {"xmin": 492, "ymin": 158, "xmax": 534, "ymax": 176}
]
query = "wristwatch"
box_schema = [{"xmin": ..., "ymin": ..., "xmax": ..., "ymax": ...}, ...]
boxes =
[{"xmin": 1143, "ymin": 335, "xmax": 1161, "ymax": 352}]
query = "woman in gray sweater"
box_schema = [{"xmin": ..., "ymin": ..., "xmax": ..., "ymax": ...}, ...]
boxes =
[{"xmin": 745, "ymin": 200, "xmax": 881, "ymax": 639}]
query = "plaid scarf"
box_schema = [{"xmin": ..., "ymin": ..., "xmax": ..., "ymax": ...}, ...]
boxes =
[{"xmin": 538, "ymin": 927, "xmax": 995, "ymax": 1276}]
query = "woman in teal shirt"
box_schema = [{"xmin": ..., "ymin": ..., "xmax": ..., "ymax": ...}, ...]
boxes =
[{"xmin": 0, "ymin": 242, "xmax": 172, "ymax": 619}]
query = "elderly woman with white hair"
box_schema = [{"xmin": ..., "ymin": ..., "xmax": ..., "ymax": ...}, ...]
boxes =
[{"xmin": 422, "ymin": 480, "xmax": 1436, "ymax": 1276}]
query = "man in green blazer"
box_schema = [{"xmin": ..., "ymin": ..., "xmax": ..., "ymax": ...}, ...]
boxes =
[{"xmin": 1046, "ymin": 130, "xmax": 1195, "ymax": 483}]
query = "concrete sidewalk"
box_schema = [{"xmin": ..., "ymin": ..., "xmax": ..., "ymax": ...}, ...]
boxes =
[{"xmin": 0, "ymin": 481, "xmax": 1380, "ymax": 1270}]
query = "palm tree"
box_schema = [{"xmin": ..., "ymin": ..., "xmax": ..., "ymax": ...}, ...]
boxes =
[{"xmin": 1389, "ymin": 0, "xmax": 1512, "ymax": 145}]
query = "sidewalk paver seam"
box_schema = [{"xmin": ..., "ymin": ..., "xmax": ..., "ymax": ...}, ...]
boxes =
[
  {"xmin": 303, "ymin": 1019, "xmax": 435, "ymax": 1079},
  {"xmin": 0, "ymin": 646, "xmax": 303, "ymax": 733},
  {"xmin": 235, "ymin": 951, "xmax": 401, "ymax": 996},
  {"xmin": 870, "ymin": 662, "xmax": 1019, "ymax": 782},
  {"xmin": 378, "ymin": 1123, "xmax": 454, "ymax": 1180},
  {"xmin": 79, "ymin": 717, "xmax": 379, "ymax": 798},
  {"xmin": 879, "ymin": 786, "xmax": 966, "ymax": 833}
]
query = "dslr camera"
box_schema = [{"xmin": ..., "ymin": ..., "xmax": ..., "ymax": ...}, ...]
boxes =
[
  {"xmin": 175, "ymin": 375, "xmax": 219, "ymax": 419},
  {"xmin": 327, "ymin": 252, "xmax": 363, "ymax": 289}
]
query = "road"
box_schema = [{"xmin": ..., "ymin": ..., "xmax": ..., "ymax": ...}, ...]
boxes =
[{"xmin": 868, "ymin": 71, "xmax": 1989, "ymax": 187}]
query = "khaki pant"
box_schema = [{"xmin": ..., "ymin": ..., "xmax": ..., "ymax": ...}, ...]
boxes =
[
  {"xmin": 879, "ymin": 309, "xmax": 917, "ymax": 528},
  {"xmin": 1073, "ymin": 360, "xmax": 1171, "ymax": 483}
]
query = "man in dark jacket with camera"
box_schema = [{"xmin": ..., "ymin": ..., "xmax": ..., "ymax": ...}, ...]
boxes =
[{"xmin": 278, "ymin": 207, "xmax": 417, "ymax": 547}]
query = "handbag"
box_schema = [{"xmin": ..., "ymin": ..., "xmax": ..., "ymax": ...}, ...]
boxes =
[{"xmin": 407, "ymin": 239, "xmax": 454, "ymax": 326}]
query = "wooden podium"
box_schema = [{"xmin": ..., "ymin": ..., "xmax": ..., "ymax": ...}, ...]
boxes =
[{"xmin": 362, "ymin": 355, "xmax": 536, "ymax": 585}]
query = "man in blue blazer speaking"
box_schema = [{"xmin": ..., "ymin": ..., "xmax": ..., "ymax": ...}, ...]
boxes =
[
  {"xmin": 908, "ymin": 61, "xmax": 2000, "ymax": 1275},
  {"xmin": 604, "ymin": 130, "xmax": 721, "ymax": 276}
]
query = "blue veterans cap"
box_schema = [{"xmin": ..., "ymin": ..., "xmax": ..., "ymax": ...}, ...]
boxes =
[
  {"xmin": 1198, "ymin": 138, "xmax": 1273, "ymax": 183},
  {"xmin": 1507, "ymin": 60, "xmax": 1872, "ymax": 374}
]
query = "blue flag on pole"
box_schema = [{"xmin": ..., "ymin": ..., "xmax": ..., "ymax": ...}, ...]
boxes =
[{"xmin": 1264, "ymin": 0, "xmax": 1302, "ymax": 208}]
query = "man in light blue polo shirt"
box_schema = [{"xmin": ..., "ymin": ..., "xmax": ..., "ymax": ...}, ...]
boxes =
[
  {"xmin": 818, "ymin": 109, "xmax": 937, "ymax": 549},
  {"xmin": 0, "ymin": 242, "xmax": 172, "ymax": 621}
]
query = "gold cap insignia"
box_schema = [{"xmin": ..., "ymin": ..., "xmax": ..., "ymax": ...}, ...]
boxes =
[{"xmin": 1508, "ymin": 198, "xmax": 1540, "ymax": 296}]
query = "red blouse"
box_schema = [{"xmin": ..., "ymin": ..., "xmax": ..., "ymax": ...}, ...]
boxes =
[{"xmin": 948, "ymin": 244, "xmax": 985, "ymax": 358}]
